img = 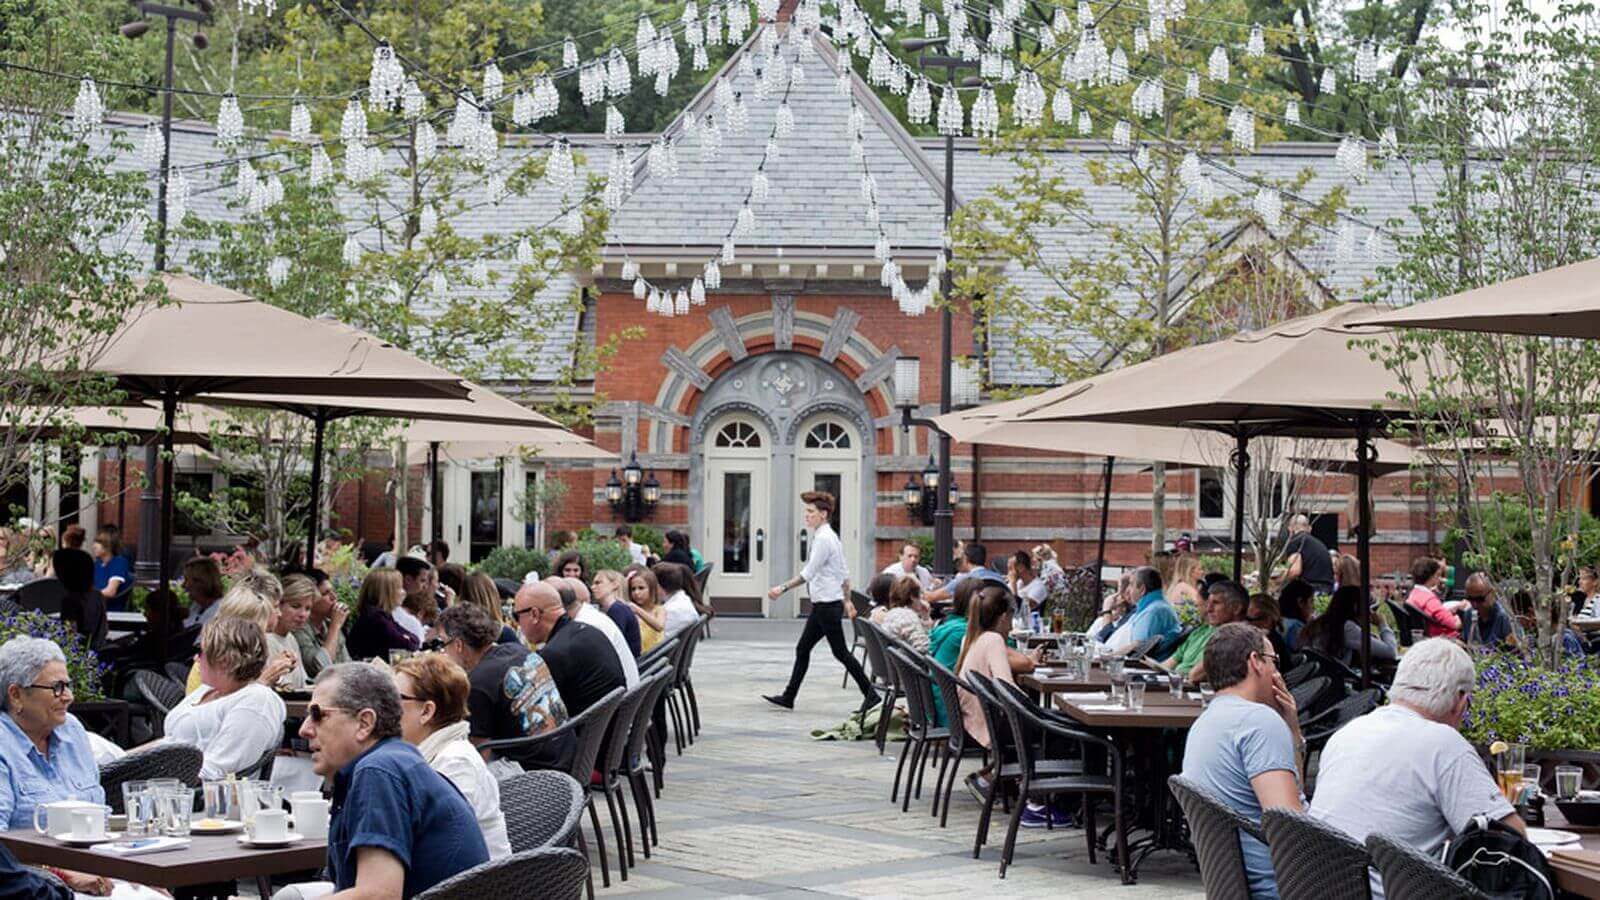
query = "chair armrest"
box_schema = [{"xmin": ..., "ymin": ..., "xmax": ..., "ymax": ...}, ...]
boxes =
[
  {"xmin": 479, "ymin": 718, "xmax": 581, "ymax": 758},
  {"xmin": 1031, "ymin": 714, "xmax": 1124, "ymax": 763}
]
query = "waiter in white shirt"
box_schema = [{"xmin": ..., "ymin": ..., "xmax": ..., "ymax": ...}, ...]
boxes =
[{"xmin": 763, "ymin": 491, "xmax": 878, "ymax": 710}]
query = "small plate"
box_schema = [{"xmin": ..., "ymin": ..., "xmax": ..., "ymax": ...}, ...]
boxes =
[
  {"xmin": 237, "ymin": 832, "xmax": 302, "ymax": 848},
  {"xmin": 55, "ymin": 831, "xmax": 119, "ymax": 846},
  {"xmin": 190, "ymin": 819, "xmax": 244, "ymax": 835},
  {"xmin": 1529, "ymin": 827, "xmax": 1581, "ymax": 846}
]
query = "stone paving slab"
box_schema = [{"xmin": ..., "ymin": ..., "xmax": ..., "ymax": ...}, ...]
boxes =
[{"xmin": 593, "ymin": 619, "xmax": 1205, "ymax": 897}]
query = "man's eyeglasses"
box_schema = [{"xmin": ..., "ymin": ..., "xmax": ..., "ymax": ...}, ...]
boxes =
[
  {"xmin": 24, "ymin": 681, "xmax": 72, "ymax": 699},
  {"xmin": 1254, "ymin": 650, "xmax": 1280, "ymax": 666},
  {"xmin": 512, "ymin": 606, "xmax": 537, "ymax": 620},
  {"xmin": 1467, "ymin": 593, "xmax": 1492, "ymax": 603},
  {"xmin": 305, "ymin": 703, "xmax": 357, "ymax": 724}
]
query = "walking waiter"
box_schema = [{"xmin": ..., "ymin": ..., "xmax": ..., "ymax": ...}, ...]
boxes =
[{"xmin": 762, "ymin": 491, "xmax": 879, "ymax": 711}]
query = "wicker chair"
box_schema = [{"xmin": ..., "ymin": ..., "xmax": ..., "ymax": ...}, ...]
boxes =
[
  {"xmin": 165, "ymin": 660, "xmax": 193, "ymax": 684},
  {"xmin": 924, "ymin": 657, "xmax": 985, "ymax": 828},
  {"xmin": 675, "ymin": 615, "xmax": 708, "ymax": 738},
  {"xmin": 662, "ymin": 631, "xmax": 695, "ymax": 755},
  {"xmin": 1168, "ymin": 774, "xmax": 1265, "ymax": 899},
  {"xmin": 415, "ymin": 847, "xmax": 589, "ymax": 900},
  {"xmin": 638, "ymin": 637, "xmax": 679, "ymax": 795},
  {"xmin": 1290, "ymin": 675, "xmax": 1338, "ymax": 725},
  {"xmin": 592, "ymin": 672, "xmax": 667, "ymax": 882},
  {"xmin": 500, "ymin": 770, "xmax": 586, "ymax": 852},
  {"xmin": 841, "ymin": 589, "xmax": 876, "ymax": 688},
  {"xmin": 883, "ymin": 646, "xmax": 947, "ymax": 812},
  {"xmin": 236, "ymin": 746, "xmax": 277, "ymax": 780},
  {"xmin": 99, "ymin": 744, "xmax": 203, "ymax": 814},
  {"xmin": 621, "ymin": 666, "xmax": 677, "ymax": 859},
  {"xmin": 482, "ymin": 687, "xmax": 626, "ymax": 889},
  {"xmin": 1365, "ymin": 832, "xmax": 1491, "ymax": 900},
  {"xmin": 1302, "ymin": 688, "xmax": 1383, "ymax": 753},
  {"xmin": 854, "ymin": 620, "xmax": 900, "ymax": 754},
  {"xmin": 133, "ymin": 670, "xmax": 186, "ymax": 735},
  {"xmin": 1261, "ymin": 807, "xmax": 1373, "ymax": 900}
]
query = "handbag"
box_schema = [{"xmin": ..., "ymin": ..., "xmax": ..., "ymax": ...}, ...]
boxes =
[{"xmin": 1442, "ymin": 815, "xmax": 1555, "ymax": 900}]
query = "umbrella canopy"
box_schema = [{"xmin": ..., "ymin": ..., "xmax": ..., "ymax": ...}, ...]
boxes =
[
  {"xmin": 1012, "ymin": 304, "xmax": 1409, "ymax": 437},
  {"xmin": 6, "ymin": 405, "xmax": 222, "ymax": 446},
  {"xmin": 96, "ymin": 274, "xmax": 470, "ymax": 400},
  {"xmin": 402, "ymin": 432, "xmax": 616, "ymax": 464},
  {"xmin": 1365, "ymin": 257, "xmax": 1600, "ymax": 339},
  {"xmin": 196, "ymin": 379, "xmax": 564, "ymax": 430}
]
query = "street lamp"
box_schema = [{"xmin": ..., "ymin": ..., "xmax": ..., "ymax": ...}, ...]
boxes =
[
  {"xmin": 903, "ymin": 455, "xmax": 961, "ymax": 526},
  {"xmin": 608, "ymin": 452, "xmax": 658, "ymax": 522},
  {"xmin": 120, "ymin": 0, "xmax": 211, "ymax": 584},
  {"xmin": 895, "ymin": 355, "xmax": 972, "ymax": 528}
]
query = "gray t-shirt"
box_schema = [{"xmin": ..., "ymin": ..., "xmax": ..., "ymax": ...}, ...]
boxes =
[
  {"xmin": 1310, "ymin": 704, "xmax": 1515, "ymax": 900},
  {"xmin": 1181, "ymin": 693, "xmax": 1301, "ymax": 900}
]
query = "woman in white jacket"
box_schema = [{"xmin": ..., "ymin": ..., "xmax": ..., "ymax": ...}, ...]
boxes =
[{"xmin": 392, "ymin": 654, "xmax": 512, "ymax": 859}]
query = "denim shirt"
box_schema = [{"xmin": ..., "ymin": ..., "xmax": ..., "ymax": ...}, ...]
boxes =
[{"xmin": 0, "ymin": 712, "xmax": 104, "ymax": 830}]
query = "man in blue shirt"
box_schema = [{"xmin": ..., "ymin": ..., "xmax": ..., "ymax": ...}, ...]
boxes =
[
  {"xmin": 1181, "ymin": 622, "xmax": 1306, "ymax": 900},
  {"xmin": 926, "ymin": 541, "xmax": 1005, "ymax": 603},
  {"xmin": 1108, "ymin": 566, "xmax": 1181, "ymax": 656},
  {"xmin": 1460, "ymin": 573, "xmax": 1514, "ymax": 648},
  {"xmin": 300, "ymin": 662, "xmax": 487, "ymax": 898}
]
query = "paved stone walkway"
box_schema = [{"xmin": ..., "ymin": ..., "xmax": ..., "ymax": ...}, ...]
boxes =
[{"xmin": 597, "ymin": 619, "xmax": 1207, "ymax": 898}]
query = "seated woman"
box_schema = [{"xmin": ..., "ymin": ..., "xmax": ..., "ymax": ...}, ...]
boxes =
[
  {"xmin": 459, "ymin": 572, "xmax": 520, "ymax": 646},
  {"xmin": 654, "ymin": 562, "xmax": 702, "ymax": 638},
  {"xmin": 346, "ymin": 569, "xmax": 420, "ymax": 662},
  {"xmin": 866, "ymin": 573, "xmax": 895, "ymax": 624},
  {"xmin": 956, "ymin": 586, "xmax": 1041, "ymax": 804},
  {"xmin": 293, "ymin": 568, "xmax": 351, "ymax": 680},
  {"xmin": 1297, "ymin": 585, "xmax": 1396, "ymax": 666},
  {"xmin": 165, "ymin": 617, "xmax": 287, "ymax": 780},
  {"xmin": 878, "ymin": 576, "xmax": 930, "ymax": 653},
  {"xmin": 89, "ymin": 528, "xmax": 132, "ymax": 610},
  {"xmin": 589, "ymin": 570, "xmax": 641, "ymax": 658},
  {"xmin": 185, "ymin": 576, "xmax": 292, "ymax": 694},
  {"xmin": 0, "ymin": 636, "xmax": 111, "ymax": 895},
  {"xmin": 624, "ymin": 567, "xmax": 665, "ymax": 653},
  {"xmin": 1278, "ymin": 579, "xmax": 1316, "ymax": 652},
  {"xmin": 265, "ymin": 576, "xmax": 315, "ymax": 691},
  {"xmin": 393, "ymin": 654, "xmax": 511, "ymax": 859}
]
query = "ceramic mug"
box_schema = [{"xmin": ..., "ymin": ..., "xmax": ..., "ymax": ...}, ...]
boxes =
[
  {"xmin": 250, "ymin": 808, "xmax": 290, "ymax": 842},
  {"xmin": 33, "ymin": 800, "xmax": 98, "ymax": 836},
  {"xmin": 290, "ymin": 796, "xmax": 330, "ymax": 840}
]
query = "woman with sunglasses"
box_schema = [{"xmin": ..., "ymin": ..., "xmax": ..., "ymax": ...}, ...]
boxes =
[{"xmin": 0, "ymin": 638, "xmax": 111, "ymax": 899}]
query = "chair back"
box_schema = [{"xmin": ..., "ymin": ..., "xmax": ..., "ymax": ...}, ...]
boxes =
[
  {"xmin": 1365, "ymin": 832, "xmax": 1491, "ymax": 900},
  {"xmin": 925, "ymin": 657, "xmax": 970, "ymax": 747},
  {"xmin": 499, "ymin": 770, "xmax": 586, "ymax": 852},
  {"xmin": 676, "ymin": 615, "xmax": 709, "ymax": 685},
  {"xmin": 99, "ymin": 744, "xmax": 204, "ymax": 813},
  {"xmin": 569, "ymin": 686, "xmax": 627, "ymax": 785},
  {"xmin": 884, "ymin": 647, "xmax": 935, "ymax": 734},
  {"xmin": 1261, "ymin": 807, "xmax": 1373, "ymax": 900},
  {"xmin": 638, "ymin": 635, "xmax": 679, "ymax": 671},
  {"xmin": 416, "ymin": 847, "xmax": 589, "ymax": 900},
  {"xmin": 693, "ymin": 564, "xmax": 713, "ymax": 595},
  {"xmin": 1305, "ymin": 688, "xmax": 1383, "ymax": 751},
  {"xmin": 16, "ymin": 578, "xmax": 66, "ymax": 615},
  {"xmin": 989, "ymin": 679, "xmax": 1051, "ymax": 782},
  {"xmin": 1303, "ymin": 647, "xmax": 1363, "ymax": 685},
  {"xmin": 1167, "ymin": 774, "xmax": 1263, "ymax": 899},
  {"xmin": 622, "ymin": 667, "xmax": 676, "ymax": 771},
  {"xmin": 1290, "ymin": 676, "xmax": 1335, "ymax": 722},
  {"xmin": 164, "ymin": 661, "xmax": 192, "ymax": 684},
  {"xmin": 236, "ymin": 746, "xmax": 276, "ymax": 780},
  {"xmin": 855, "ymin": 619, "xmax": 895, "ymax": 691},
  {"xmin": 134, "ymin": 670, "xmax": 186, "ymax": 719},
  {"xmin": 1282, "ymin": 661, "xmax": 1318, "ymax": 689},
  {"xmin": 665, "ymin": 627, "xmax": 695, "ymax": 689},
  {"xmin": 602, "ymin": 669, "xmax": 668, "ymax": 777},
  {"xmin": 962, "ymin": 672, "xmax": 1020, "ymax": 771}
]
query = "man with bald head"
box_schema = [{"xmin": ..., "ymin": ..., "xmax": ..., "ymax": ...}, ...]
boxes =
[
  {"xmin": 1461, "ymin": 572, "xmax": 1513, "ymax": 648},
  {"xmin": 554, "ymin": 576, "xmax": 640, "ymax": 687},
  {"xmin": 517, "ymin": 581, "xmax": 626, "ymax": 719}
]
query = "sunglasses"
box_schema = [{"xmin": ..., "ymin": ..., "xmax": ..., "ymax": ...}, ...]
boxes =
[
  {"xmin": 305, "ymin": 703, "xmax": 357, "ymax": 724},
  {"xmin": 1466, "ymin": 594, "xmax": 1492, "ymax": 602},
  {"xmin": 24, "ymin": 680, "xmax": 72, "ymax": 700},
  {"xmin": 512, "ymin": 606, "xmax": 538, "ymax": 620}
]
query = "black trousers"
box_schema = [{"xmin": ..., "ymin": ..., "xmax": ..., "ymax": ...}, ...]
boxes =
[{"xmin": 783, "ymin": 601, "xmax": 874, "ymax": 700}]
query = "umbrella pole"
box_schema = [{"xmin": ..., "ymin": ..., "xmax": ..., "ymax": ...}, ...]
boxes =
[
  {"xmin": 1096, "ymin": 455, "xmax": 1114, "ymax": 585},
  {"xmin": 116, "ymin": 452, "xmax": 127, "ymax": 534},
  {"xmin": 158, "ymin": 394, "xmax": 177, "ymax": 596},
  {"xmin": 1231, "ymin": 433, "xmax": 1249, "ymax": 583},
  {"xmin": 1357, "ymin": 419, "xmax": 1374, "ymax": 689},
  {"xmin": 305, "ymin": 412, "xmax": 326, "ymax": 571},
  {"xmin": 429, "ymin": 442, "xmax": 441, "ymax": 545}
]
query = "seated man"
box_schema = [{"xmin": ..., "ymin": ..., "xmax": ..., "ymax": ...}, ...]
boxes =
[
  {"xmin": 1181, "ymin": 622, "xmax": 1305, "ymax": 900},
  {"xmin": 437, "ymin": 604, "xmax": 570, "ymax": 770},
  {"xmin": 1108, "ymin": 566, "xmax": 1182, "ymax": 657},
  {"xmin": 299, "ymin": 662, "xmax": 488, "ymax": 898},
  {"xmin": 1460, "ymin": 572, "xmax": 1514, "ymax": 648},
  {"xmin": 1311, "ymin": 638, "xmax": 1524, "ymax": 899},
  {"xmin": 514, "ymin": 582, "xmax": 626, "ymax": 717},
  {"xmin": 550, "ymin": 576, "xmax": 639, "ymax": 687},
  {"xmin": 1160, "ymin": 579, "xmax": 1250, "ymax": 684}
]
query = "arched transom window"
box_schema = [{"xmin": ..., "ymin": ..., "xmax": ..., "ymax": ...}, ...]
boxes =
[
  {"xmin": 714, "ymin": 420, "xmax": 763, "ymax": 448},
  {"xmin": 804, "ymin": 421, "xmax": 852, "ymax": 449}
]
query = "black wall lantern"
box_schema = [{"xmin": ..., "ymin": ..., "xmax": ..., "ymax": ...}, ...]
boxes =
[
  {"xmin": 608, "ymin": 452, "xmax": 659, "ymax": 522},
  {"xmin": 903, "ymin": 455, "xmax": 959, "ymax": 525}
]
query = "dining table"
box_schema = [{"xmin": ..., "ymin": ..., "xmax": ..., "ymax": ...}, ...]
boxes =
[
  {"xmin": 1544, "ymin": 805, "xmax": 1600, "ymax": 898},
  {"xmin": 1, "ymin": 828, "xmax": 325, "ymax": 896}
]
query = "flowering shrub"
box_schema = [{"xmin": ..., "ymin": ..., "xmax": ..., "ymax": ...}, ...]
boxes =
[
  {"xmin": 1462, "ymin": 650, "xmax": 1600, "ymax": 751},
  {"xmin": 209, "ymin": 547, "xmax": 257, "ymax": 577},
  {"xmin": 0, "ymin": 610, "xmax": 105, "ymax": 702}
]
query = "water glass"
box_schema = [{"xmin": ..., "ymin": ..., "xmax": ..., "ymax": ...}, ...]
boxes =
[
  {"xmin": 1168, "ymin": 670, "xmax": 1185, "ymax": 697},
  {"xmin": 1496, "ymin": 743, "xmax": 1528, "ymax": 803},
  {"xmin": 157, "ymin": 787, "xmax": 195, "ymax": 837},
  {"xmin": 121, "ymin": 781, "xmax": 153, "ymax": 837},
  {"xmin": 1127, "ymin": 680, "xmax": 1146, "ymax": 712},
  {"xmin": 1107, "ymin": 657, "xmax": 1127, "ymax": 704},
  {"xmin": 1199, "ymin": 685, "xmax": 1216, "ymax": 707},
  {"xmin": 1523, "ymin": 764, "xmax": 1544, "ymax": 803},
  {"xmin": 1557, "ymin": 765, "xmax": 1583, "ymax": 801},
  {"xmin": 202, "ymin": 780, "xmax": 237, "ymax": 822}
]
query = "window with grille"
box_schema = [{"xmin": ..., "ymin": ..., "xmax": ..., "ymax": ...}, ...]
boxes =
[
  {"xmin": 803, "ymin": 421, "xmax": 851, "ymax": 449},
  {"xmin": 713, "ymin": 421, "xmax": 763, "ymax": 448}
]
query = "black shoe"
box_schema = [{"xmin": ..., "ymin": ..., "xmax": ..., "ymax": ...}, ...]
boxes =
[
  {"xmin": 965, "ymin": 772, "xmax": 991, "ymax": 805},
  {"xmin": 858, "ymin": 691, "xmax": 881, "ymax": 713},
  {"xmin": 763, "ymin": 693, "xmax": 794, "ymax": 710}
]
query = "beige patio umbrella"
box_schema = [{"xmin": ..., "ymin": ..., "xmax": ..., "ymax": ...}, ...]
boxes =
[
  {"xmin": 1007, "ymin": 304, "xmax": 1415, "ymax": 686},
  {"xmin": 1365, "ymin": 257, "xmax": 1600, "ymax": 339},
  {"xmin": 66, "ymin": 273, "xmax": 470, "ymax": 592}
]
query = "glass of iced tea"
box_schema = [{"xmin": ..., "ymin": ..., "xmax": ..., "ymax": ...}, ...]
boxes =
[{"xmin": 1496, "ymin": 743, "xmax": 1527, "ymax": 803}]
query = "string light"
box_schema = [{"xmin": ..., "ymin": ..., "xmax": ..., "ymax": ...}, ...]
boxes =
[
  {"xmin": 72, "ymin": 77, "xmax": 104, "ymax": 135},
  {"xmin": 215, "ymin": 94, "xmax": 244, "ymax": 146},
  {"xmin": 369, "ymin": 43, "xmax": 404, "ymax": 109},
  {"xmin": 340, "ymin": 97, "xmax": 367, "ymax": 145},
  {"xmin": 139, "ymin": 123, "xmax": 162, "ymax": 168},
  {"xmin": 289, "ymin": 102, "xmax": 312, "ymax": 143}
]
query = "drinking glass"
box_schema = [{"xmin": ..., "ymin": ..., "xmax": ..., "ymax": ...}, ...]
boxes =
[
  {"xmin": 1497, "ymin": 743, "xmax": 1527, "ymax": 803},
  {"xmin": 121, "ymin": 781, "xmax": 153, "ymax": 837},
  {"xmin": 1107, "ymin": 657, "xmax": 1127, "ymax": 705},
  {"xmin": 1557, "ymin": 765, "xmax": 1583, "ymax": 801},
  {"xmin": 1199, "ymin": 685, "xmax": 1216, "ymax": 707},
  {"xmin": 1523, "ymin": 764, "xmax": 1544, "ymax": 803},
  {"xmin": 1127, "ymin": 680, "xmax": 1146, "ymax": 712},
  {"xmin": 202, "ymin": 780, "xmax": 236, "ymax": 822},
  {"xmin": 1168, "ymin": 670, "xmax": 1185, "ymax": 697},
  {"xmin": 157, "ymin": 787, "xmax": 194, "ymax": 837}
]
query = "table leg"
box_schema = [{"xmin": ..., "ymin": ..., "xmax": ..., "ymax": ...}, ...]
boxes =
[{"xmin": 257, "ymin": 875, "xmax": 273, "ymax": 898}]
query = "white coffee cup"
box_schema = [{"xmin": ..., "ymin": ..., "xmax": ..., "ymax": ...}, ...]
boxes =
[
  {"xmin": 33, "ymin": 800, "xmax": 99, "ymax": 836},
  {"xmin": 69, "ymin": 806, "xmax": 107, "ymax": 839},
  {"xmin": 290, "ymin": 791, "xmax": 324, "ymax": 803},
  {"xmin": 290, "ymin": 797, "xmax": 330, "ymax": 840},
  {"xmin": 251, "ymin": 808, "xmax": 290, "ymax": 842}
]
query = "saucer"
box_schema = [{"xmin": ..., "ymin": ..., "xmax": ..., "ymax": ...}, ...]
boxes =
[
  {"xmin": 56, "ymin": 831, "xmax": 119, "ymax": 846},
  {"xmin": 237, "ymin": 832, "xmax": 302, "ymax": 848}
]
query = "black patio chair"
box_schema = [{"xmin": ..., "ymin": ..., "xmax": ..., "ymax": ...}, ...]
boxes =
[
  {"xmin": 593, "ymin": 670, "xmax": 668, "ymax": 881},
  {"xmin": 1302, "ymin": 647, "xmax": 1364, "ymax": 686},
  {"xmin": 236, "ymin": 746, "xmax": 276, "ymax": 780},
  {"xmin": 964, "ymin": 672, "xmax": 1084, "ymax": 861},
  {"xmin": 638, "ymin": 636, "xmax": 679, "ymax": 796},
  {"xmin": 1168, "ymin": 774, "xmax": 1265, "ymax": 898},
  {"xmin": 992, "ymin": 679, "xmax": 1128, "ymax": 881},
  {"xmin": 622, "ymin": 665, "xmax": 678, "ymax": 858},
  {"xmin": 1124, "ymin": 635, "xmax": 1162, "ymax": 659},
  {"xmin": 1261, "ymin": 807, "xmax": 1373, "ymax": 900},
  {"xmin": 481, "ymin": 686, "xmax": 626, "ymax": 889},
  {"xmin": 1302, "ymin": 688, "xmax": 1383, "ymax": 754},
  {"xmin": 854, "ymin": 619, "xmax": 900, "ymax": 753},
  {"xmin": 675, "ymin": 615, "xmax": 708, "ymax": 738},
  {"xmin": 637, "ymin": 634, "xmax": 679, "ymax": 672},
  {"xmin": 99, "ymin": 744, "xmax": 203, "ymax": 814},
  {"xmin": 925, "ymin": 657, "xmax": 986, "ymax": 828},
  {"xmin": 1365, "ymin": 832, "xmax": 1491, "ymax": 900},
  {"xmin": 415, "ymin": 847, "xmax": 589, "ymax": 900},
  {"xmin": 662, "ymin": 625, "xmax": 698, "ymax": 753},
  {"xmin": 842, "ymin": 589, "xmax": 876, "ymax": 688},
  {"xmin": 1290, "ymin": 675, "xmax": 1337, "ymax": 726},
  {"xmin": 1386, "ymin": 601, "xmax": 1425, "ymax": 647},
  {"xmin": 1282, "ymin": 661, "xmax": 1319, "ymax": 689},
  {"xmin": 164, "ymin": 660, "xmax": 193, "ymax": 684},
  {"xmin": 500, "ymin": 770, "xmax": 586, "ymax": 851},
  {"xmin": 884, "ymin": 646, "xmax": 947, "ymax": 812},
  {"xmin": 133, "ymin": 670, "xmax": 185, "ymax": 734},
  {"xmin": 15, "ymin": 578, "xmax": 65, "ymax": 615}
]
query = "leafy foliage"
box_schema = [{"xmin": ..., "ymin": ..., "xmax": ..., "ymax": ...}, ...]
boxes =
[
  {"xmin": 476, "ymin": 545, "xmax": 549, "ymax": 583},
  {"xmin": 0, "ymin": 611, "xmax": 105, "ymax": 702},
  {"xmin": 571, "ymin": 537, "xmax": 634, "ymax": 575},
  {"xmin": 1462, "ymin": 650, "xmax": 1600, "ymax": 751}
]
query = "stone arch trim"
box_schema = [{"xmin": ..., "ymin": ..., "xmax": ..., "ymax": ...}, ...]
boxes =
[
  {"xmin": 785, "ymin": 399, "xmax": 874, "ymax": 449},
  {"xmin": 689, "ymin": 401, "xmax": 779, "ymax": 454}
]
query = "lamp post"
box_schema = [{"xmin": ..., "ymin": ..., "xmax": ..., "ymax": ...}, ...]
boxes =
[
  {"xmin": 607, "ymin": 453, "xmax": 658, "ymax": 522},
  {"xmin": 120, "ymin": 0, "xmax": 210, "ymax": 583},
  {"xmin": 893, "ymin": 355, "xmax": 974, "ymax": 550},
  {"xmin": 901, "ymin": 38, "xmax": 979, "ymax": 581}
]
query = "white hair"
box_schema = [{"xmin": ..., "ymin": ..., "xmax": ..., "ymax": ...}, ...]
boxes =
[
  {"xmin": 1389, "ymin": 638, "xmax": 1476, "ymax": 719},
  {"xmin": 0, "ymin": 636, "xmax": 65, "ymax": 712},
  {"xmin": 1290, "ymin": 514, "xmax": 1311, "ymax": 531}
]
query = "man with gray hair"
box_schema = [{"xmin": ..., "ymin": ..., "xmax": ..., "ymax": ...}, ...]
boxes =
[
  {"xmin": 1282, "ymin": 514, "xmax": 1334, "ymax": 595},
  {"xmin": 1310, "ymin": 638, "xmax": 1525, "ymax": 899},
  {"xmin": 299, "ymin": 662, "xmax": 487, "ymax": 899},
  {"xmin": 1106, "ymin": 566, "xmax": 1181, "ymax": 656}
]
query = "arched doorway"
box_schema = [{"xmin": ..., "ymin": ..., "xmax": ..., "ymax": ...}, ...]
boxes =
[
  {"xmin": 794, "ymin": 415, "xmax": 863, "ymax": 606},
  {"xmin": 702, "ymin": 416, "xmax": 772, "ymax": 614}
]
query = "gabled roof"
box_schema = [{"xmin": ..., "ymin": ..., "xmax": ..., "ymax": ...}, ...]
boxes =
[{"xmin": 605, "ymin": 23, "xmax": 950, "ymax": 257}]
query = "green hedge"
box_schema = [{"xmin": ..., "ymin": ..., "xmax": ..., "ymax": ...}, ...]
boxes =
[{"xmin": 477, "ymin": 546, "xmax": 551, "ymax": 583}]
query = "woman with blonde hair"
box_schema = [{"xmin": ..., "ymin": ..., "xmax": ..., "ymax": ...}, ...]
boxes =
[
  {"xmin": 184, "ymin": 580, "xmax": 295, "ymax": 693},
  {"xmin": 590, "ymin": 569, "xmax": 642, "ymax": 658},
  {"xmin": 264, "ymin": 575, "xmax": 315, "ymax": 690},
  {"xmin": 458, "ymin": 571, "xmax": 520, "ymax": 645},
  {"xmin": 346, "ymin": 569, "xmax": 419, "ymax": 661},
  {"xmin": 165, "ymin": 616, "xmax": 285, "ymax": 779},
  {"xmin": 1166, "ymin": 553, "xmax": 1202, "ymax": 607}
]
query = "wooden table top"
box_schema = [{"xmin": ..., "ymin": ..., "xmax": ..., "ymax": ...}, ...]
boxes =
[
  {"xmin": 1544, "ymin": 806, "xmax": 1600, "ymax": 898},
  {"xmin": 1052, "ymin": 689, "xmax": 1205, "ymax": 730},
  {"xmin": 1018, "ymin": 668, "xmax": 1114, "ymax": 694},
  {"xmin": 1, "ymin": 829, "xmax": 325, "ymax": 888}
]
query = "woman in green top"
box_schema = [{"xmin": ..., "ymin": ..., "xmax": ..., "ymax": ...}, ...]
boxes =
[{"xmin": 927, "ymin": 580, "xmax": 978, "ymax": 726}]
